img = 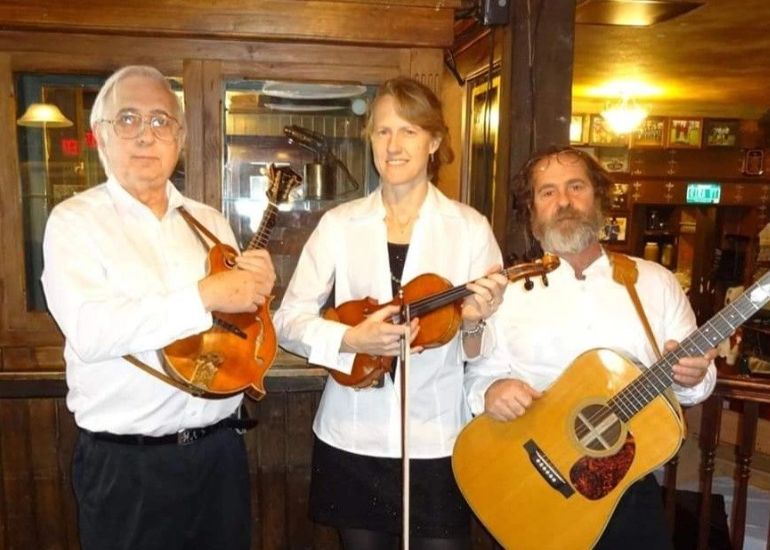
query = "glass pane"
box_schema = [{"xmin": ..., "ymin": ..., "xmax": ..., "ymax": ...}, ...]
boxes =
[
  {"xmin": 223, "ymin": 80, "xmax": 376, "ymax": 307},
  {"xmin": 16, "ymin": 73, "xmax": 184, "ymax": 312},
  {"xmin": 465, "ymin": 72, "xmax": 500, "ymax": 219}
]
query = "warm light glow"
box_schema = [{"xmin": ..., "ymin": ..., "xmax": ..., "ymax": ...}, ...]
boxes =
[
  {"xmin": 17, "ymin": 103, "xmax": 73, "ymax": 128},
  {"xmin": 601, "ymin": 96, "xmax": 648, "ymax": 134}
]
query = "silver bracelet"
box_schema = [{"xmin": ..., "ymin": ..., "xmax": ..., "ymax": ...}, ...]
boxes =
[{"xmin": 461, "ymin": 319, "xmax": 486, "ymax": 338}]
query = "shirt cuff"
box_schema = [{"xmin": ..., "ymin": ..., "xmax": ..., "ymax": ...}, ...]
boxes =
[
  {"xmin": 306, "ymin": 319, "xmax": 354, "ymax": 374},
  {"xmin": 168, "ymin": 283, "xmax": 213, "ymax": 336}
]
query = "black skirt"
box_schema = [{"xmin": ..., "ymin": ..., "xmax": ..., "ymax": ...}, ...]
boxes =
[{"xmin": 309, "ymin": 436, "xmax": 471, "ymax": 538}]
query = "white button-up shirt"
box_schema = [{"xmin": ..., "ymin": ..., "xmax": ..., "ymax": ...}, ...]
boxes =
[
  {"xmin": 42, "ymin": 178, "xmax": 242, "ymax": 435},
  {"xmin": 465, "ymin": 252, "xmax": 716, "ymax": 415},
  {"xmin": 274, "ymin": 184, "xmax": 502, "ymax": 458}
]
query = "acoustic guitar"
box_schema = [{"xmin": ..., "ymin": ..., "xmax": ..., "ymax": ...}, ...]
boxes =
[
  {"xmin": 324, "ymin": 255, "xmax": 560, "ymax": 388},
  {"xmin": 452, "ymin": 270, "xmax": 770, "ymax": 550},
  {"xmin": 163, "ymin": 165, "xmax": 301, "ymax": 399}
]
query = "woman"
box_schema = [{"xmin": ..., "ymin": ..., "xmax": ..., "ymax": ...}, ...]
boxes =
[{"xmin": 274, "ymin": 77, "xmax": 507, "ymax": 549}]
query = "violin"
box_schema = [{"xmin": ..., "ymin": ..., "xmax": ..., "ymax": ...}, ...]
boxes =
[
  {"xmin": 323, "ymin": 254, "xmax": 560, "ymax": 388},
  {"xmin": 162, "ymin": 165, "xmax": 302, "ymax": 399}
]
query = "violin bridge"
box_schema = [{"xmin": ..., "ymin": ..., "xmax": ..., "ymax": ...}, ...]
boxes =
[{"xmin": 191, "ymin": 352, "xmax": 223, "ymax": 389}]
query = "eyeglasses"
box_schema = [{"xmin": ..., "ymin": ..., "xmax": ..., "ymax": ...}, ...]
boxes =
[
  {"xmin": 524, "ymin": 149, "xmax": 587, "ymax": 173},
  {"xmin": 98, "ymin": 111, "xmax": 181, "ymax": 141}
]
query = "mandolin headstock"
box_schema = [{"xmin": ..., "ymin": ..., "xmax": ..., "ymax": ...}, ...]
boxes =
[
  {"xmin": 266, "ymin": 164, "xmax": 303, "ymax": 204},
  {"xmin": 503, "ymin": 254, "xmax": 560, "ymax": 288}
]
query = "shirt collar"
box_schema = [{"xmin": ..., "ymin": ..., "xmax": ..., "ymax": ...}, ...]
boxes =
[
  {"xmin": 106, "ymin": 176, "xmax": 181, "ymax": 219},
  {"xmin": 347, "ymin": 182, "xmax": 463, "ymax": 222}
]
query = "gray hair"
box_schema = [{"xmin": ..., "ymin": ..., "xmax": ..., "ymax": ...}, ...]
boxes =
[{"xmin": 91, "ymin": 65, "xmax": 185, "ymax": 176}]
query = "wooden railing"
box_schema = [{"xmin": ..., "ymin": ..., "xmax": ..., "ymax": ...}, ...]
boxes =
[{"xmin": 692, "ymin": 374, "xmax": 770, "ymax": 550}]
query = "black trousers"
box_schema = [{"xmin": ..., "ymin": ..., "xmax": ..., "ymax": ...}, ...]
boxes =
[
  {"xmin": 72, "ymin": 427, "xmax": 250, "ymax": 550},
  {"xmin": 594, "ymin": 474, "xmax": 674, "ymax": 550}
]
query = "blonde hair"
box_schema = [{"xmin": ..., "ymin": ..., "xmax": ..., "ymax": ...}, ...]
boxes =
[{"xmin": 365, "ymin": 77, "xmax": 454, "ymax": 181}]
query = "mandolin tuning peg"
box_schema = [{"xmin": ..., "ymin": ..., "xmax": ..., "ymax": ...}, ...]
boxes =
[
  {"xmin": 541, "ymin": 274, "xmax": 549, "ymax": 287},
  {"xmin": 524, "ymin": 278, "xmax": 534, "ymax": 291}
]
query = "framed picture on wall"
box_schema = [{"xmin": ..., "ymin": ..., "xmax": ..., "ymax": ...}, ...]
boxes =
[
  {"xmin": 703, "ymin": 118, "xmax": 740, "ymax": 147},
  {"xmin": 631, "ymin": 117, "xmax": 667, "ymax": 148},
  {"xmin": 597, "ymin": 147, "xmax": 629, "ymax": 173},
  {"xmin": 667, "ymin": 117, "xmax": 703, "ymax": 148},
  {"xmin": 589, "ymin": 115, "xmax": 630, "ymax": 146},
  {"xmin": 570, "ymin": 114, "xmax": 587, "ymax": 144},
  {"xmin": 599, "ymin": 215, "xmax": 627, "ymax": 243}
]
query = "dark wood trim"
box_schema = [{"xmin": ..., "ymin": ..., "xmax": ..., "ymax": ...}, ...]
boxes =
[{"xmin": 0, "ymin": 1, "xmax": 455, "ymax": 48}]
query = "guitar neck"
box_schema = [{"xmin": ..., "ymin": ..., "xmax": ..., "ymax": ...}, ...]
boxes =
[
  {"xmin": 612, "ymin": 271, "xmax": 770, "ymax": 421},
  {"xmin": 245, "ymin": 202, "xmax": 278, "ymax": 251}
]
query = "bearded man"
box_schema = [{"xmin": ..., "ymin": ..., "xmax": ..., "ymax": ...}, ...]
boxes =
[{"xmin": 463, "ymin": 146, "xmax": 716, "ymax": 549}]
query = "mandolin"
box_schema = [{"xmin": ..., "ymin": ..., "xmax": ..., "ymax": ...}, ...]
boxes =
[
  {"xmin": 452, "ymin": 269, "xmax": 770, "ymax": 549},
  {"xmin": 324, "ymin": 255, "xmax": 560, "ymax": 388},
  {"xmin": 163, "ymin": 165, "xmax": 301, "ymax": 399}
]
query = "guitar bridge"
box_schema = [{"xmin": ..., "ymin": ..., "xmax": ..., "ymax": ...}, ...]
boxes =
[
  {"xmin": 524, "ymin": 439, "xmax": 574, "ymax": 498},
  {"xmin": 213, "ymin": 316, "xmax": 247, "ymax": 339}
]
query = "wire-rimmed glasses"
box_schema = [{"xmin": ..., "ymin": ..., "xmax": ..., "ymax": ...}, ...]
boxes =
[{"xmin": 98, "ymin": 110, "xmax": 181, "ymax": 141}]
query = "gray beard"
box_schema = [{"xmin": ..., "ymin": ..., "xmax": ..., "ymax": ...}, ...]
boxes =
[{"xmin": 533, "ymin": 207, "xmax": 603, "ymax": 255}]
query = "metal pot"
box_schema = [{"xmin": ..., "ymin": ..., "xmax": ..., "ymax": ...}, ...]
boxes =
[{"xmin": 304, "ymin": 162, "xmax": 336, "ymax": 200}]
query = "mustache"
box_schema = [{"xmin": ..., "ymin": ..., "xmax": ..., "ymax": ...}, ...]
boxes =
[{"xmin": 553, "ymin": 206, "xmax": 585, "ymax": 222}]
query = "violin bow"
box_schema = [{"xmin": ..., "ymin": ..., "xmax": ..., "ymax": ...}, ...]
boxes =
[{"xmin": 399, "ymin": 291, "xmax": 411, "ymax": 550}]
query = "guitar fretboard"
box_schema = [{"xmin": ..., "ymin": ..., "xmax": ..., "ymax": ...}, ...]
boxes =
[{"xmin": 609, "ymin": 271, "xmax": 770, "ymax": 421}]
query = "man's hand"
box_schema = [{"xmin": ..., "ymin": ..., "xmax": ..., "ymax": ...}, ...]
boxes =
[
  {"xmin": 198, "ymin": 249, "xmax": 276, "ymax": 313},
  {"xmin": 484, "ymin": 378, "xmax": 542, "ymax": 421},
  {"xmin": 666, "ymin": 339, "xmax": 716, "ymax": 387}
]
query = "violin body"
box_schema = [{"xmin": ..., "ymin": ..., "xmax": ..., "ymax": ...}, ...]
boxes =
[
  {"xmin": 324, "ymin": 273, "xmax": 461, "ymax": 388},
  {"xmin": 163, "ymin": 242, "xmax": 277, "ymax": 398},
  {"xmin": 324, "ymin": 255, "xmax": 560, "ymax": 389}
]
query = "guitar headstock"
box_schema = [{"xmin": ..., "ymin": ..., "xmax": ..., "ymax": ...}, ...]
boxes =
[
  {"xmin": 266, "ymin": 164, "xmax": 303, "ymax": 204},
  {"xmin": 503, "ymin": 254, "xmax": 560, "ymax": 285}
]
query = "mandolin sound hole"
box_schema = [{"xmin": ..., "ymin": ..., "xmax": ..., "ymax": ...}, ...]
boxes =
[{"xmin": 573, "ymin": 403, "xmax": 622, "ymax": 452}]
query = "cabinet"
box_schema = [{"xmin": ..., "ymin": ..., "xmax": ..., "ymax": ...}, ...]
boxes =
[{"xmin": 222, "ymin": 80, "xmax": 376, "ymax": 307}]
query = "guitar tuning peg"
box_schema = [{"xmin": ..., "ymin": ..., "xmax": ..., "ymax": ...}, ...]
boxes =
[
  {"xmin": 541, "ymin": 274, "xmax": 549, "ymax": 287},
  {"xmin": 524, "ymin": 278, "xmax": 534, "ymax": 291}
]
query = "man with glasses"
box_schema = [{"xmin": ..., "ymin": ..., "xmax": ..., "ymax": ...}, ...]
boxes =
[
  {"xmin": 41, "ymin": 65, "xmax": 274, "ymax": 550},
  {"xmin": 464, "ymin": 146, "xmax": 717, "ymax": 549}
]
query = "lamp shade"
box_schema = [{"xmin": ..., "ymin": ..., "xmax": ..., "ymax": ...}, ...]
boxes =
[{"xmin": 17, "ymin": 103, "xmax": 73, "ymax": 128}]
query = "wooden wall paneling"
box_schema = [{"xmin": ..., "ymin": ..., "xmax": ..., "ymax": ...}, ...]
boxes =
[
  {"xmin": 408, "ymin": 48, "xmax": 444, "ymax": 95},
  {"xmin": 183, "ymin": 60, "xmax": 205, "ymax": 203},
  {"xmin": 0, "ymin": 399, "xmax": 38, "ymax": 549},
  {"xmin": 254, "ymin": 394, "xmax": 288, "ymax": 549},
  {"xmin": 2, "ymin": 31, "xmax": 400, "ymax": 79},
  {"xmin": 221, "ymin": 60, "xmax": 401, "ymax": 87},
  {"xmin": 202, "ymin": 60, "xmax": 224, "ymax": 210},
  {"xmin": 56, "ymin": 398, "xmax": 80, "ymax": 550},
  {"xmin": 285, "ymin": 391, "xmax": 318, "ymax": 549},
  {"xmin": 0, "ymin": 1, "xmax": 455, "ymax": 48},
  {"xmin": 27, "ymin": 398, "xmax": 70, "ymax": 548}
]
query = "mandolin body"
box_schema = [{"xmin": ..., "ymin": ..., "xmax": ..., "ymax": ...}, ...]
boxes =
[{"xmin": 163, "ymin": 242, "xmax": 277, "ymax": 398}]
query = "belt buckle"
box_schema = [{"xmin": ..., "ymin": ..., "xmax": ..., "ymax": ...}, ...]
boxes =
[{"xmin": 177, "ymin": 428, "xmax": 203, "ymax": 445}]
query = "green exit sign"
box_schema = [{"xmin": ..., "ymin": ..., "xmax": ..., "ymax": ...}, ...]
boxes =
[{"xmin": 686, "ymin": 183, "xmax": 721, "ymax": 204}]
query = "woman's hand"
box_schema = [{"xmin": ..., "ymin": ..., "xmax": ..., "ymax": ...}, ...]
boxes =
[
  {"xmin": 340, "ymin": 304, "xmax": 421, "ymax": 356},
  {"xmin": 461, "ymin": 265, "xmax": 508, "ymax": 326}
]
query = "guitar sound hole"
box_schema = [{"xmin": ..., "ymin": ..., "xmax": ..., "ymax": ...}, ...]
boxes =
[{"xmin": 574, "ymin": 403, "xmax": 622, "ymax": 452}]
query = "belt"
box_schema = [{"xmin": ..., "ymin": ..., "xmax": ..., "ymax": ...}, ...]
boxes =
[{"xmin": 83, "ymin": 417, "xmax": 245, "ymax": 446}]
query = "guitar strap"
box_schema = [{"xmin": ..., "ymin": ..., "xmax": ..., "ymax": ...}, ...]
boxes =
[
  {"xmin": 121, "ymin": 206, "xmax": 225, "ymax": 398},
  {"xmin": 608, "ymin": 252, "xmax": 663, "ymax": 361}
]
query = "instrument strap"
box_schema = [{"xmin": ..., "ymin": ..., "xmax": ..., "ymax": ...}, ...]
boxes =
[
  {"xmin": 122, "ymin": 354, "xmax": 214, "ymax": 397},
  {"xmin": 608, "ymin": 252, "xmax": 663, "ymax": 361},
  {"xmin": 177, "ymin": 205, "xmax": 224, "ymax": 249},
  {"xmin": 121, "ymin": 206, "xmax": 225, "ymax": 398}
]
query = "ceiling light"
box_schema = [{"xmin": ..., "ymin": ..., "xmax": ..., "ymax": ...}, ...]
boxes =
[{"xmin": 601, "ymin": 96, "xmax": 648, "ymax": 134}]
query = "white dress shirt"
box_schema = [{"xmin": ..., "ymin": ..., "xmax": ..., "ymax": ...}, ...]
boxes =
[
  {"xmin": 274, "ymin": 183, "xmax": 503, "ymax": 458},
  {"xmin": 465, "ymin": 251, "xmax": 717, "ymax": 415},
  {"xmin": 42, "ymin": 177, "xmax": 242, "ymax": 436}
]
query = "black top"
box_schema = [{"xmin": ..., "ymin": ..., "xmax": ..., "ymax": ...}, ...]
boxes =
[{"xmin": 387, "ymin": 242, "xmax": 410, "ymax": 296}]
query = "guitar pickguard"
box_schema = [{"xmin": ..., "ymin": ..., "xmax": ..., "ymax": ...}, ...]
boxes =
[{"xmin": 569, "ymin": 434, "xmax": 636, "ymax": 500}]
